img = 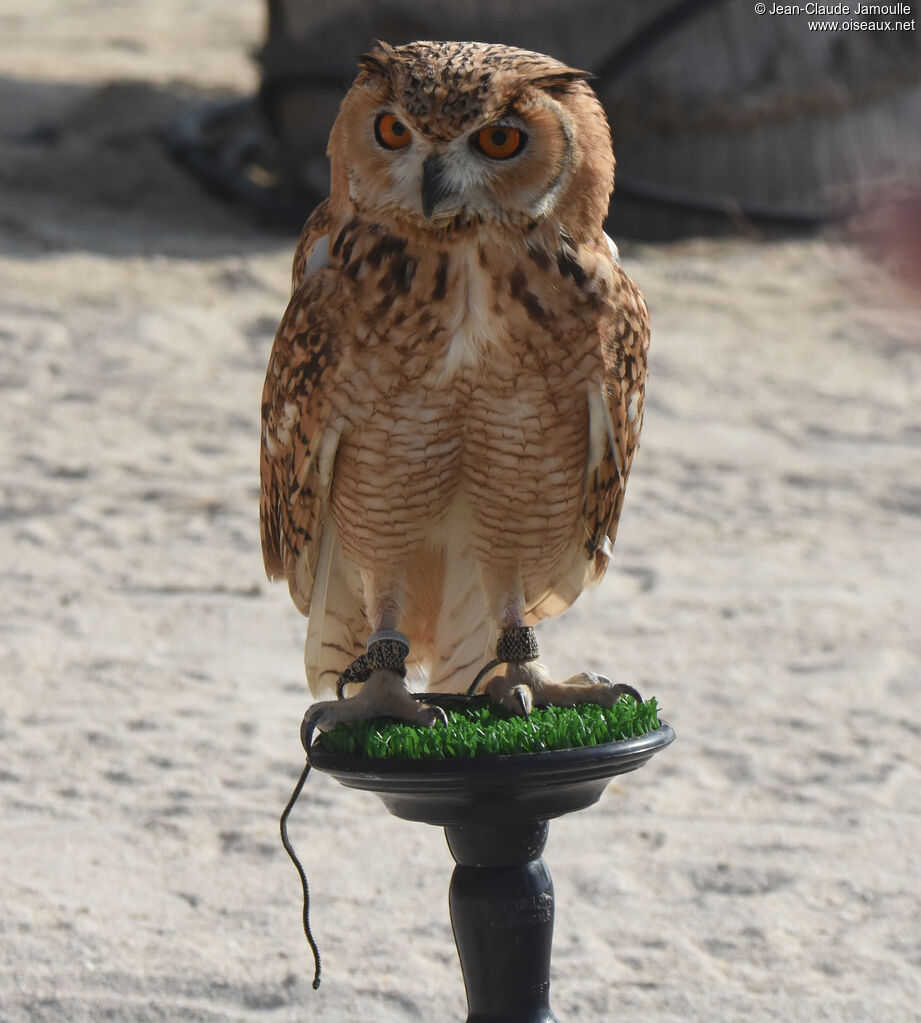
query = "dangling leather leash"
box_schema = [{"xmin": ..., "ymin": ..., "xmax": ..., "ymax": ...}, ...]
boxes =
[{"xmin": 279, "ymin": 752, "xmax": 321, "ymax": 989}]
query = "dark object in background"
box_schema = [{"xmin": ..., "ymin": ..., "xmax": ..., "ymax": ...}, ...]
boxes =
[{"xmin": 168, "ymin": 0, "xmax": 921, "ymax": 239}]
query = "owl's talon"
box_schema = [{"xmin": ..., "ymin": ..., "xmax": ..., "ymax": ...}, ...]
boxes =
[
  {"xmin": 416, "ymin": 704, "xmax": 449, "ymax": 729},
  {"xmin": 511, "ymin": 684, "xmax": 533, "ymax": 717},
  {"xmin": 484, "ymin": 673, "xmax": 534, "ymax": 716},
  {"xmin": 596, "ymin": 679, "xmax": 643, "ymax": 704},
  {"xmin": 301, "ymin": 701, "xmax": 338, "ymax": 751}
]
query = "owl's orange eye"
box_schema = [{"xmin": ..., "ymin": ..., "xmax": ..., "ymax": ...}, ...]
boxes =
[
  {"xmin": 474, "ymin": 125, "xmax": 526, "ymax": 160},
  {"xmin": 375, "ymin": 113, "xmax": 412, "ymax": 150}
]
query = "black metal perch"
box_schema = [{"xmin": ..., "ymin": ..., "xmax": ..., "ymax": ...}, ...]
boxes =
[{"xmin": 306, "ymin": 710, "xmax": 675, "ymax": 1022}]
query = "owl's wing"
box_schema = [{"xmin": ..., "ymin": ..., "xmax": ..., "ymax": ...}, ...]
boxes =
[
  {"xmin": 260, "ymin": 201, "xmax": 343, "ymax": 615},
  {"xmin": 582, "ymin": 263, "xmax": 650, "ymax": 581}
]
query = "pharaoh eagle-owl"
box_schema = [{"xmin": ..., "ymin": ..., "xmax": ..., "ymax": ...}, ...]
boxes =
[{"xmin": 260, "ymin": 40, "xmax": 649, "ymax": 735}]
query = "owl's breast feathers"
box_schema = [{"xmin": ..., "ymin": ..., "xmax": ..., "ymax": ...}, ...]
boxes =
[{"xmin": 260, "ymin": 203, "xmax": 649, "ymax": 607}]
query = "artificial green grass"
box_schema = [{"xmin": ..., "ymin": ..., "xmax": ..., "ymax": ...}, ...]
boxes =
[{"xmin": 316, "ymin": 695, "xmax": 660, "ymax": 760}]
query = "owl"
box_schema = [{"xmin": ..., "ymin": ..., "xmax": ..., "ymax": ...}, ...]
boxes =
[{"xmin": 260, "ymin": 40, "xmax": 649, "ymax": 737}]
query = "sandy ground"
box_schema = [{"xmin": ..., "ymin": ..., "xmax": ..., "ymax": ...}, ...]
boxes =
[{"xmin": 2, "ymin": 4, "xmax": 921, "ymax": 1021}]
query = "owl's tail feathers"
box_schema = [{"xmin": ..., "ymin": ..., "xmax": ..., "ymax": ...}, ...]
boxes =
[
  {"xmin": 303, "ymin": 527, "xmax": 365, "ymax": 697},
  {"xmin": 425, "ymin": 549, "xmax": 493, "ymax": 694}
]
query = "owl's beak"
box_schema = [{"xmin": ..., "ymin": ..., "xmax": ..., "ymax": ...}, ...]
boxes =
[{"xmin": 421, "ymin": 154, "xmax": 460, "ymax": 221}]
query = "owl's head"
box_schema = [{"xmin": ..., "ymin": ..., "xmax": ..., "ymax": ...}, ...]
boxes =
[{"xmin": 326, "ymin": 41, "xmax": 614, "ymax": 239}]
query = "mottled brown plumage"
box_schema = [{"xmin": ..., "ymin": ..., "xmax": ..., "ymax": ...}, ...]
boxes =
[{"xmin": 260, "ymin": 40, "xmax": 649, "ymax": 726}]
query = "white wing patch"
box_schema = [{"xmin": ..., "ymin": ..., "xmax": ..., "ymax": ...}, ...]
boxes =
[
  {"xmin": 604, "ymin": 231, "xmax": 620, "ymax": 264},
  {"xmin": 292, "ymin": 233, "xmax": 331, "ymax": 293},
  {"xmin": 304, "ymin": 234, "xmax": 330, "ymax": 275},
  {"xmin": 586, "ymin": 385, "xmax": 616, "ymax": 479},
  {"xmin": 289, "ymin": 426, "xmax": 340, "ymax": 616},
  {"xmin": 301, "ymin": 516, "xmax": 335, "ymax": 659}
]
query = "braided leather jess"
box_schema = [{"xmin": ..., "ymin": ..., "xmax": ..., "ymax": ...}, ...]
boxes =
[
  {"xmin": 334, "ymin": 626, "xmax": 539, "ymax": 699},
  {"xmin": 336, "ymin": 637, "xmax": 408, "ymax": 698},
  {"xmin": 466, "ymin": 625, "xmax": 540, "ymax": 696},
  {"xmin": 495, "ymin": 625, "xmax": 540, "ymax": 663}
]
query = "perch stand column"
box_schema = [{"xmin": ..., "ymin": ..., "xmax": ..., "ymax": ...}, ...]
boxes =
[
  {"xmin": 307, "ymin": 718, "xmax": 675, "ymax": 1021},
  {"xmin": 446, "ymin": 819, "xmax": 557, "ymax": 1023}
]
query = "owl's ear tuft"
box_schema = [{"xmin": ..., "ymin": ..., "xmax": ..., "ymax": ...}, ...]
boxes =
[
  {"xmin": 531, "ymin": 67, "xmax": 595, "ymax": 94},
  {"xmin": 357, "ymin": 41, "xmax": 397, "ymax": 80}
]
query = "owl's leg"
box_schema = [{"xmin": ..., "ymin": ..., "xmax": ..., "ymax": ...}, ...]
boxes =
[
  {"xmin": 301, "ymin": 577, "xmax": 447, "ymax": 748},
  {"xmin": 479, "ymin": 598, "xmax": 640, "ymax": 715}
]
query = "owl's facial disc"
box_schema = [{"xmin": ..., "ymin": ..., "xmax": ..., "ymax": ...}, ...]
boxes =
[
  {"xmin": 370, "ymin": 112, "xmax": 539, "ymax": 227},
  {"xmin": 343, "ymin": 95, "xmax": 573, "ymax": 231}
]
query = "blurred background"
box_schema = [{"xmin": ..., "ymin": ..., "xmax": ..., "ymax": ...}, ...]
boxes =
[
  {"xmin": 3, "ymin": 0, "xmax": 919, "ymax": 250},
  {"xmin": 181, "ymin": 0, "xmax": 921, "ymax": 241},
  {"xmin": 1, "ymin": 3, "xmax": 920, "ymax": 1022}
]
